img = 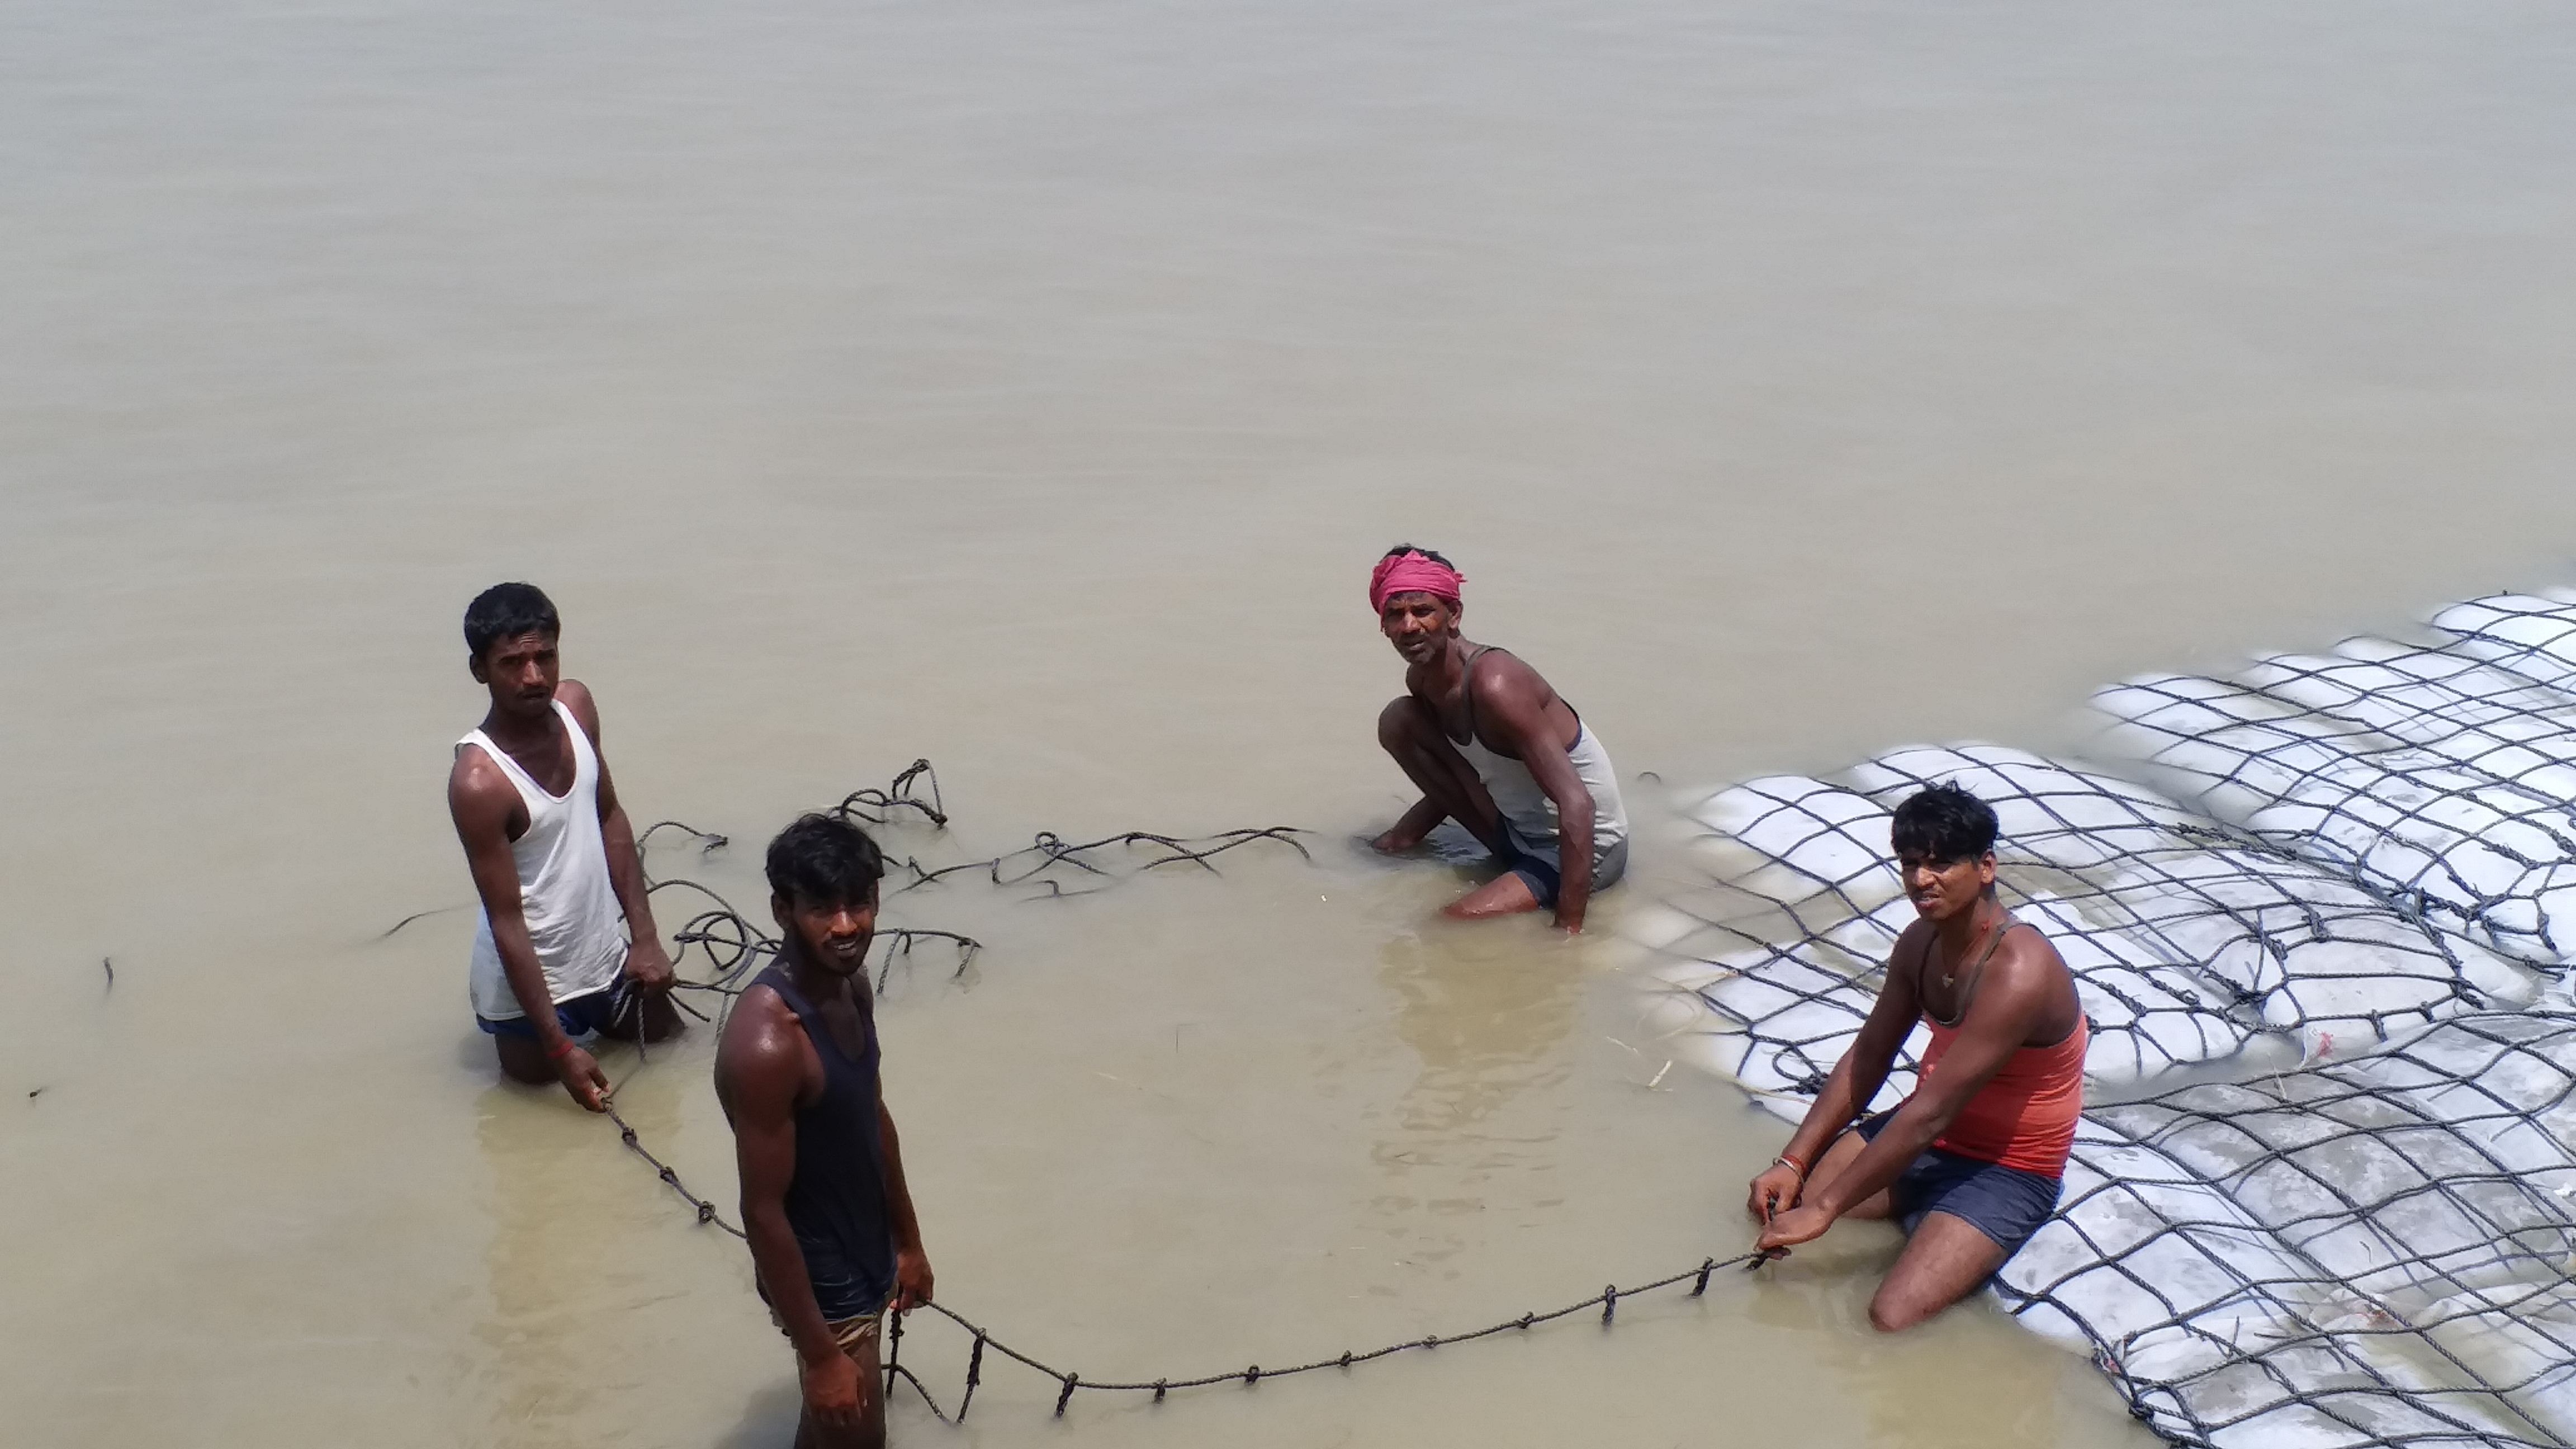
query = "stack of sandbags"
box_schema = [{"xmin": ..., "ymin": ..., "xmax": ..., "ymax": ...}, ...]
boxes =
[
  {"xmin": 2004, "ymin": 1013, "xmax": 2576, "ymax": 1449},
  {"xmin": 1625, "ymin": 746, "xmax": 2531, "ymax": 1121}
]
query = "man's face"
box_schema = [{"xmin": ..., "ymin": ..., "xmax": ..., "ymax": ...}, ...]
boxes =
[
  {"xmin": 471, "ymin": 630, "xmax": 560, "ymax": 717},
  {"xmin": 774, "ymin": 886, "xmax": 879, "ymax": 978},
  {"xmin": 1898, "ymin": 849, "xmax": 1994, "ymax": 923},
  {"xmin": 1379, "ymin": 592, "xmax": 1459, "ymax": 665}
]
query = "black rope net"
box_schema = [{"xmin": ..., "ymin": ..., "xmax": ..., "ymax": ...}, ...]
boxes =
[
  {"xmin": 1634, "ymin": 588, "xmax": 2576, "ymax": 1449},
  {"xmin": 594, "ymin": 761, "xmax": 1775, "ymax": 1422},
  {"xmin": 626, "ymin": 759, "xmax": 1310, "ymax": 1023},
  {"xmin": 1627, "ymin": 743, "xmax": 2542, "ymax": 1119},
  {"xmin": 2095, "ymin": 597, "xmax": 2576, "ymax": 967},
  {"xmin": 2009, "ymin": 1012, "xmax": 2576, "ymax": 1449}
]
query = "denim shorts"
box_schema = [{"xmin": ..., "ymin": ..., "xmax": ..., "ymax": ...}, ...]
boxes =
[
  {"xmin": 1856, "ymin": 1109, "xmax": 2063, "ymax": 1257},
  {"xmin": 1498, "ymin": 835, "xmax": 1630, "ymax": 910},
  {"xmin": 476, "ymin": 979, "xmax": 628, "ymax": 1041}
]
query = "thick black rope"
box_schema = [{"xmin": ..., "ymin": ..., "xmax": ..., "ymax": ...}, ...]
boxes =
[{"xmin": 601, "ymin": 1094, "xmax": 1761, "ymax": 1423}]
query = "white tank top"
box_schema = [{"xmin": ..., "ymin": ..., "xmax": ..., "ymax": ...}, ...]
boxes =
[
  {"xmin": 1451, "ymin": 648, "xmax": 1630, "ymax": 872},
  {"xmin": 460, "ymin": 699, "xmax": 626, "ymax": 1020}
]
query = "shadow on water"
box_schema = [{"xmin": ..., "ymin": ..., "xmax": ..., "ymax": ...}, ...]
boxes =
[{"xmin": 713, "ymin": 1380, "xmax": 801, "ymax": 1449}]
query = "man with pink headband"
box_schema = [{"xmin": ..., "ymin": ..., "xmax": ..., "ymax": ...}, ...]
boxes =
[{"xmin": 1368, "ymin": 544, "xmax": 1629, "ymax": 931}]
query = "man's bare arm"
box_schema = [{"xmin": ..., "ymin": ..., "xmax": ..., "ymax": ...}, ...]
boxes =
[
  {"xmin": 878, "ymin": 1101, "xmax": 934, "ymax": 1311},
  {"xmin": 1473, "ymin": 659, "xmax": 1597, "ymax": 930},
  {"xmin": 717, "ymin": 1001, "xmax": 869, "ymax": 1429},
  {"xmin": 558, "ymin": 680, "xmax": 672, "ymax": 994},
  {"xmin": 1748, "ymin": 929, "xmax": 1924, "ymax": 1220},
  {"xmin": 451, "ymin": 755, "xmax": 611, "ymax": 1110},
  {"xmin": 1803, "ymin": 941, "xmax": 2057, "ymax": 1221}
]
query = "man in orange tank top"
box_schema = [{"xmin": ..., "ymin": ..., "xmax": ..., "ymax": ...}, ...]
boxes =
[{"xmin": 1746, "ymin": 783, "xmax": 2087, "ymax": 1330}]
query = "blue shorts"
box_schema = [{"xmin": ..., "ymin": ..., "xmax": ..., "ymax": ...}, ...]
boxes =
[
  {"xmin": 1497, "ymin": 835, "xmax": 1629, "ymax": 910},
  {"xmin": 477, "ymin": 980, "xmax": 628, "ymax": 1041},
  {"xmin": 1855, "ymin": 1109, "xmax": 2062, "ymax": 1257}
]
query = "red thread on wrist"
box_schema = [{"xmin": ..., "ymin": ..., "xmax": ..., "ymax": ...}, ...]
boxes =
[
  {"xmin": 1774, "ymin": 1152, "xmax": 1811, "ymax": 1176},
  {"xmin": 547, "ymin": 1038, "xmax": 578, "ymax": 1061}
]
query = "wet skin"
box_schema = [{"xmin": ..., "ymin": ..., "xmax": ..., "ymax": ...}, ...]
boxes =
[
  {"xmin": 447, "ymin": 627, "xmax": 679, "ymax": 1110},
  {"xmin": 1745, "ymin": 848, "xmax": 2082, "ymax": 1330},
  {"xmin": 715, "ymin": 887, "xmax": 933, "ymax": 1449},
  {"xmin": 1370, "ymin": 591, "xmax": 1600, "ymax": 932}
]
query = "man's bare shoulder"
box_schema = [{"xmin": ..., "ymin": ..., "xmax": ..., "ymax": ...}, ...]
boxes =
[
  {"xmin": 448, "ymin": 741, "xmax": 515, "ymax": 819},
  {"xmin": 1467, "ymin": 646, "xmax": 1561, "ymax": 722},
  {"xmin": 556, "ymin": 678, "xmax": 602, "ymax": 741},
  {"xmin": 1997, "ymin": 918, "xmax": 2071, "ymax": 977},
  {"xmin": 1977, "ymin": 924, "xmax": 2076, "ymax": 1013},
  {"xmin": 716, "ymin": 984, "xmax": 810, "ymax": 1100}
]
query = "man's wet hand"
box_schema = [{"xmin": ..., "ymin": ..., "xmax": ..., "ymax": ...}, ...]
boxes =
[
  {"xmin": 1755, "ymin": 1203, "xmax": 1832, "ymax": 1255},
  {"xmin": 623, "ymin": 937, "xmax": 677, "ymax": 995},
  {"xmin": 555, "ymin": 1044, "xmax": 610, "ymax": 1112},
  {"xmin": 1748, "ymin": 1163, "xmax": 1805, "ymax": 1223},
  {"xmin": 799, "ymin": 1346, "xmax": 865, "ymax": 1429},
  {"xmin": 892, "ymin": 1247, "xmax": 934, "ymax": 1313}
]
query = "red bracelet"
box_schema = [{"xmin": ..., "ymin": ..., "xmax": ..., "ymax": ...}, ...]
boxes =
[
  {"xmin": 1773, "ymin": 1152, "xmax": 1810, "ymax": 1176},
  {"xmin": 547, "ymin": 1038, "xmax": 579, "ymax": 1061}
]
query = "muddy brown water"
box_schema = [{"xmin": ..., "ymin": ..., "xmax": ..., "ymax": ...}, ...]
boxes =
[{"xmin": 7, "ymin": 3, "xmax": 2576, "ymax": 1445}]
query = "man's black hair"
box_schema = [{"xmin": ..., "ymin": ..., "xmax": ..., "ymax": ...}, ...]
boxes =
[
  {"xmin": 463, "ymin": 583, "xmax": 561, "ymax": 661},
  {"xmin": 765, "ymin": 813, "xmax": 887, "ymax": 906},
  {"xmin": 1381, "ymin": 542, "xmax": 1458, "ymax": 570},
  {"xmin": 1889, "ymin": 782, "xmax": 1999, "ymax": 863}
]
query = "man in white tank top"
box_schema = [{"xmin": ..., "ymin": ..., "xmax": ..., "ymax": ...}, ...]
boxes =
[
  {"xmin": 448, "ymin": 583, "xmax": 679, "ymax": 1110},
  {"xmin": 1367, "ymin": 546, "xmax": 1630, "ymax": 933}
]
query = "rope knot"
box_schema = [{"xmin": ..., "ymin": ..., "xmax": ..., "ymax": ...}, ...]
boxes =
[
  {"xmin": 1054, "ymin": 1373, "xmax": 1078, "ymax": 1417},
  {"xmin": 695, "ymin": 1202, "xmax": 716, "ymax": 1223},
  {"xmin": 1152, "ymin": 1379, "xmax": 1167, "ymax": 1403},
  {"xmin": 1243, "ymin": 1365, "xmax": 1261, "ymax": 1385}
]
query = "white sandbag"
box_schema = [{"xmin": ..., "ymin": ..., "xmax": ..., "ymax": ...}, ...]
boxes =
[
  {"xmin": 2096, "ymin": 673, "xmax": 2576, "ymax": 963},
  {"xmin": 2239, "ymin": 638, "xmax": 2576, "ymax": 801},
  {"xmin": 2430, "ymin": 590, "xmax": 2576, "ymax": 694},
  {"xmin": 1999, "ymin": 1014, "xmax": 2576, "ymax": 1449},
  {"xmin": 1847, "ymin": 745, "xmax": 2528, "ymax": 1058},
  {"xmin": 1636, "ymin": 747, "xmax": 2530, "ymax": 1127}
]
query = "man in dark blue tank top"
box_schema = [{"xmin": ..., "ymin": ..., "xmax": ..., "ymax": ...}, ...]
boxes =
[{"xmin": 716, "ymin": 815, "xmax": 934, "ymax": 1448}]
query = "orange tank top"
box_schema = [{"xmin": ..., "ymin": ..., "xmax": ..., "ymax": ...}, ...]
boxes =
[
  {"xmin": 1915, "ymin": 917, "xmax": 2087, "ymax": 1178},
  {"xmin": 1919, "ymin": 1017, "xmax": 2085, "ymax": 1176}
]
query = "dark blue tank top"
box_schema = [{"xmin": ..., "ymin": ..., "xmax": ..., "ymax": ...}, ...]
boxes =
[{"xmin": 755, "ymin": 961, "xmax": 895, "ymax": 1319}]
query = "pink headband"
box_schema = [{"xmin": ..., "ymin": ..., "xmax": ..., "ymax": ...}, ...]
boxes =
[{"xmin": 1370, "ymin": 552, "xmax": 1465, "ymax": 613}]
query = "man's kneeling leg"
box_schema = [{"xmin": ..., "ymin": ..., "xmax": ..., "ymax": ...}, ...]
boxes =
[{"xmin": 1868, "ymin": 1211, "xmax": 2009, "ymax": 1332}]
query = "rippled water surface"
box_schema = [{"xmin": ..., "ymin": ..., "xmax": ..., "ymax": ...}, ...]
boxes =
[{"xmin": 6, "ymin": 3, "xmax": 2575, "ymax": 1446}]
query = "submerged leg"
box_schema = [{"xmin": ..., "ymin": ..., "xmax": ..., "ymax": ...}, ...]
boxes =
[
  {"xmin": 493, "ymin": 1033, "xmax": 555, "ymax": 1086},
  {"xmin": 790, "ymin": 1324, "xmax": 887, "ymax": 1449},
  {"xmin": 1868, "ymin": 1213, "xmax": 2009, "ymax": 1332},
  {"xmin": 1442, "ymin": 870, "xmax": 1545, "ymax": 918}
]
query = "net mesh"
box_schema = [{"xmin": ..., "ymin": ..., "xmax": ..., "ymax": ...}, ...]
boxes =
[
  {"xmin": 2010, "ymin": 1012, "xmax": 2576, "ymax": 1449},
  {"xmin": 1628, "ymin": 744, "xmax": 2539, "ymax": 1115},
  {"xmin": 2095, "ymin": 602, "xmax": 2576, "ymax": 967},
  {"xmin": 1632, "ymin": 590, "xmax": 2576, "ymax": 1449}
]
